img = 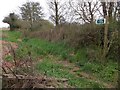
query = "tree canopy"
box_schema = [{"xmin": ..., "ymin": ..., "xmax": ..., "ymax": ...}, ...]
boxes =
[
  {"xmin": 2, "ymin": 13, "xmax": 20, "ymax": 31},
  {"xmin": 19, "ymin": 1, "xmax": 44, "ymax": 30}
]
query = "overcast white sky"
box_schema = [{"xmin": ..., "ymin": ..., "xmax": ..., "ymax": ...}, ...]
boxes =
[{"xmin": 0, "ymin": 0, "xmax": 48, "ymax": 28}]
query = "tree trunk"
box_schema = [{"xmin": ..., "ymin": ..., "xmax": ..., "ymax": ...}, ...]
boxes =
[
  {"xmin": 102, "ymin": 2, "xmax": 107, "ymax": 18},
  {"xmin": 102, "ymin": 15, "xmax": 109, "ymax": 60},
  {"xmin": 55, "ymin": 1, "xmax": 59, "ymax": 26},
  {"xmin": 10, "ymin": 25, "xmax": 14, "ymax": 31}
]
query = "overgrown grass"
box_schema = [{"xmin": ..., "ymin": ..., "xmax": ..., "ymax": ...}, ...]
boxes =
[
  {"xmin": 0, "ymin": 30, "xmax": 2, "ymax": 40},
  {"xmin": 36, "ymin": 57, "xmax": 104, "ymax": 88},
  {"xmin": 79, "ymin": 61, "xmax": 118, "ymax": 84},
  {"xmin": 2, "ymin": 31, "xmax": 21, "ymax": 42},
  {"xmin": 4, "ymin": 55, "xmax": 13, "ymax": 62},
  {"xmin": 17, "ymin": 38, "xmax": 73, "ymax": 60},
  {"xmin": 3, "ymin": 30, "xmax": 118, "ymax": 87}
]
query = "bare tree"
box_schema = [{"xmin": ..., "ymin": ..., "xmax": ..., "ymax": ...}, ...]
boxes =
[
  {"xmin": 101, "ymin": 1, "xmax": 119, "ymax": 20},
  {"xmin": 100, "ymin": 1, "xmax": 119, "ymax": 59},
  {"xmin": 69, "ymin": 0, "xmax": 101, "ymax": 24},
  {"xmin": 47, "ymin": 0, "xmax": 67, "ymax": 26},
  {"xmin": 117, "ymin": 1, "xmax": 120, "ymax": 21}
]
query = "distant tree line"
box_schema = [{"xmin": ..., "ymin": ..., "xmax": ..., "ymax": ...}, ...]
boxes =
[
  {"xmin": 3, "ymin": 0, "xmax": 120, "ymax": 30},
  {"xmin": 3, "ymin": 1, "xmax": 44, "ymax": 31}
]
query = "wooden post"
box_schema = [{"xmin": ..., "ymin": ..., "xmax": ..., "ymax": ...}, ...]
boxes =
[{"xmin": 102, "ymin": 15, "xmax": 109, "ymax": 60}]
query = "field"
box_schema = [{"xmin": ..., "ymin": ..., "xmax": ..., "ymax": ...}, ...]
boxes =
[{"xmin": 1, "ymin": 31, "xmax": 118, "ymax": 88}]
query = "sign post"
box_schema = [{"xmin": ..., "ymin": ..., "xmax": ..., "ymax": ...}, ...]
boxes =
[
  {"xmin": 96, "ymin": 17, "xmax": 108, "ymax": 60},
  {"xmin": 102, "ymin": 15, "xmax": 109, "ymax": 60},
  {"xmin": 96, "ymin": 18, "xmax": 106, "ymax": 24}
]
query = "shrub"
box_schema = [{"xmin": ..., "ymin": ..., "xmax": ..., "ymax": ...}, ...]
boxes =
[{"xmin": 23, "ymin": 22, "xmax": 119, "ymax": 61}]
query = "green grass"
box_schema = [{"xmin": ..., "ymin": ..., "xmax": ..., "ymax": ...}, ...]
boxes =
[
  {"xmin": 17, "ymin": 38, "xmax": 73, "ymax": 60},
  {"xmin": 4, "ymin": 55, "xmax": 13, "ymax": 62},
  {"xmin": 97, "ymin": 61, "xmax": 118, "ymax": 83},
  {"xmin": 2, "ymin": 31, "xmax": 21, "ymax": 42},
  {"xmin": 78, "ymin": 61, "xmax": 118, "ymax": 85},
  {"xmin": 36, "ymin": 57, "xmax": 104, "ymax": 88},
  {"xmin": 0, "ymin": 30, "xmax": 2, "ymax": 40},
  {"xmin": 3, "ymin": 30, "xmax": 118, "ymax": 88}
]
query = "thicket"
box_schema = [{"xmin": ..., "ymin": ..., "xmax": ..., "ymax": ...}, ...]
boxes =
[{"xmin": 24, "ymin": 21, "xmax": 119, "ymax": 62}]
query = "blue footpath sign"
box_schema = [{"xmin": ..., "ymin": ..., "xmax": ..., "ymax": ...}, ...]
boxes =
[{"xmin": 96, "ymin": 19, "xmax": 106, "ymax": 24}]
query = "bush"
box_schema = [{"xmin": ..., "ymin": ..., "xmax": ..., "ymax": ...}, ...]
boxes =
[{"xmin": 23, "ymin": 22, "xmax": 119, "ymax": 61}]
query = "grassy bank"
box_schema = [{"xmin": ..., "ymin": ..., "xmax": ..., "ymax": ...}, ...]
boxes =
[{"xmin": 3, "ymin": 31, "xmax": 118, "ymax": 88}]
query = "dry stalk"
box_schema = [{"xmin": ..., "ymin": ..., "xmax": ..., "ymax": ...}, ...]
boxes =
[
  {"xmin": 7, "ymin": 43, "xmax": 17, "ymax": 67},
  {"xmin": 4, "ymin": 64, "xmax": 19, "ymax": 80},
  {"xmin": 2, "ymin": 66, "xmax": 8, "ymax": 74}
]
